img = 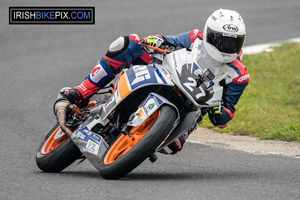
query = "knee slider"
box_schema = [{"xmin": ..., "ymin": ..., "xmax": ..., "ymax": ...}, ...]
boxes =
[
  {"xmin": 109, "ymin": 36, "xmax": 125, "ymax": 52},
  {"xmin": 106, "ymin": 36, "xmax": 129, "ymax": 58}
]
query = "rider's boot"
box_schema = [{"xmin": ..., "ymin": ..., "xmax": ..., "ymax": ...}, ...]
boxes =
[
  {"xmin": 167, "ymin": 108, "xmax": 207, "ymax": 154},
  {"xmin": 60, "ymin": 79, "xmax": 99, "ymax": 108},
  {"xmin": 167, "ymin": 130, "xmax": 190, "ymax": 154}
]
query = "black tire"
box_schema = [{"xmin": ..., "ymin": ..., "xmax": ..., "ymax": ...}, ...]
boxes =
[
  {"xmin": 99, "ymin": 105, "xmax": 177, "ymax": 179},
  {"xmin": 36, "ymin": 124, "xmax": 82, "ymax": 173}
]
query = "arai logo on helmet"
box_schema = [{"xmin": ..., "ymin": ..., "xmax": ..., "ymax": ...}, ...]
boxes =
[{"xmin": 223, "ymin": 24, "xmax": 239, "ymax": 32}]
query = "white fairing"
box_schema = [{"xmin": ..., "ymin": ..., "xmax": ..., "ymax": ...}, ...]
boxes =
[{"xmin": 161, "ymin": 38, "xmax": 227, "ymax": 107}]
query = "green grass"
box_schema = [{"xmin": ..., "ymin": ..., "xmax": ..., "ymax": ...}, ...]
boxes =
[{"xmin": 200, "ymin": 43, "xmax": 300, "ymax": 142}]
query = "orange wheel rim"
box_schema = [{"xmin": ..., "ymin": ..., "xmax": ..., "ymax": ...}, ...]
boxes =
[
  {"xmin": 41, "ymin": 126, "xmax": 69, "ymax": 154},
  {"xmin": 104, "ymin": 110, "xmax": 161, "ymax": 165}
]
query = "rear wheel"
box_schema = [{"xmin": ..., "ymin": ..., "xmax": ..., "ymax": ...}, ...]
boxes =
[
  {"xmin": 36, "ymin": 124, "xmax": 82, "ymax": 172},
  {"xmin": 99, "ymin": 105, "xmax": 176, "ymax": 179}
]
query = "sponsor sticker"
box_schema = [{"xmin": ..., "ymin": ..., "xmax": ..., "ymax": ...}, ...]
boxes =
[
  {"xmin": 86, "ymin": 140, "xmax": 100, "ymax": 155},
  {"xmin": 72, "ymin": 127, "xmax": 101, "ymax": 143},
  {"xmin": 223, "ymin": 24, "xmax": 239, "ymax": 32},
  {"xmin": 144, "ymin": 98, "xmax": 157, "ymax": 115},
  {"xmin": 233, "ymin": 74, "xmax": 249, "ymax": 84},
  {"xmin": 71, "ymin": 126, "xmax": 102, "ymax": 156},
  {"xmin": 143, "ymin": 94, "xmax": 164, "ymax": 116},
  {"xmin": 54, "ymin": 129, "xmax": 65, "ymax": 140}
]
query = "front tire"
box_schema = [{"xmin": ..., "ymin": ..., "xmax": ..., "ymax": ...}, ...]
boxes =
[
  {"xmin": 99, "ymin": 105, "xmax": 177, "ymax": 179},
  {"xmin": 36, "ymin": 124, "xmax": 82, "ymax": 172}
]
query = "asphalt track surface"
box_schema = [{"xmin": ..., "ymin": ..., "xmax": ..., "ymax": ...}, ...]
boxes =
[{"xmin": 1, "ymin": 0, "xmax": 300, "ymax": 199}]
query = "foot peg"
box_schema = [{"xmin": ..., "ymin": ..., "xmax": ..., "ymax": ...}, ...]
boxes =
[{"xmin": 149, "ymin": 154, "xmax": 157, "ymax": 163}]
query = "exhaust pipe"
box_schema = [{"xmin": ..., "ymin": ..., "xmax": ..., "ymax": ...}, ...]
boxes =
[
  {"xmin": 54, "ymin": 87, "xmax": 73, "ymax": 137},
  {"xmin": 55, "ymin": 100, "xmax": 73, "ymax": 137}
]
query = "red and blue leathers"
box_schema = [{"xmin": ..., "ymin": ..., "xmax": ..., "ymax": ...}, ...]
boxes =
[{"xmin": 75, "ymin": 30, "xmax": 249, "ymax": 152}]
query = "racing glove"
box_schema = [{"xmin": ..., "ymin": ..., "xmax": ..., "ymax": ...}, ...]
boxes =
[
  {"xmin": 208, "ymin": 106, "xmax": 221, "ymax": 124},
  {"xmin": 140, "ymin": 35, "xmax": 164, "ymax": 53}
]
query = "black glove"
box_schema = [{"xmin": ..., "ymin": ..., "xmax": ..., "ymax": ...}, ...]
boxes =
[{"xmin": 208, "ymin": 106, "xmax": 221, "ymax": 124}]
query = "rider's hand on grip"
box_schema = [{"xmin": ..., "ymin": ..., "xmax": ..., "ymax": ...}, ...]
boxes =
[
  {"xmin": 140, "ymin": 36, "xmax": 164, "ymax": 53},
  {"xmin": 208, "ymin": 106, "xmax": 221, "ymax": 123}
]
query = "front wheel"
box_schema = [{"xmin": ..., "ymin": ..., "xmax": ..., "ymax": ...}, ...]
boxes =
[
  {"xmin": 99, "ymin": 105, "xmax": 177, "ymax": 179},
  {"xmin": 36, "ymin": 124, "xmax": 82, "ymax": 172}
]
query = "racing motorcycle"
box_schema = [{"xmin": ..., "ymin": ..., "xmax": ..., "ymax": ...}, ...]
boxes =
[{"xmin": 36, "ymin": 38, "xmax": 228, "ymax": 179}]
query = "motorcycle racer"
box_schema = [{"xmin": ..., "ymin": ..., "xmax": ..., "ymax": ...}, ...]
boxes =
[{"xmin": 57, "ymin": 9, "xmax": 249, "ymax": 154}]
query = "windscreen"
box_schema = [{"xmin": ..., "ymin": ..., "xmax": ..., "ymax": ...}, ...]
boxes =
[{"xmin": 195, "ymin": 41, "xmax": 225, "ymax": 76}]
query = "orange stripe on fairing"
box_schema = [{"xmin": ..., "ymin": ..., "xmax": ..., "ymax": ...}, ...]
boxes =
[
  {"xmin": 118, "ymin": 73, "xmax": 130, "ymax": 99},
  {"xmin": 138, "ymin": 108, "xmax": 144, "ymax": 119},
  {"xmin": 113, "ymin": 72, "xmax": 124, "ymax": 93}
]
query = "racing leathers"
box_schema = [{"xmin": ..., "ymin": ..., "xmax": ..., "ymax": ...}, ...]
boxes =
[{"xmin": 68, "ymin": 29, "xmax": 249, "ymax": 154}]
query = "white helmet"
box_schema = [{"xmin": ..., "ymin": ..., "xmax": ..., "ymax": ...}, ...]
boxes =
[{"xmin": 203, "ymin": 9, "xmax": 246, "ymax": 63}]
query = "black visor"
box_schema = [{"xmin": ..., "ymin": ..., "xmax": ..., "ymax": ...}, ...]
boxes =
[{"xmin": 206, "ymin": 27, "xmax": 245, "ymax": 54}]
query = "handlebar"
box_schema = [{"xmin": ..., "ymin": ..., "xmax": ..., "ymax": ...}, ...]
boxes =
[{"xmin": 139, "ymin": 43, "xmax": 171, "ymax": 55}]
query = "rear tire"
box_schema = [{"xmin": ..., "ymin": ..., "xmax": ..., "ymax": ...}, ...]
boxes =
[
  {"xmin": 99, "ymin": 105, "xmax": 176, "ymax": 179},
  {"xmin": 36, "ymin": 124, "xmax": 82, "ymax": 172}
]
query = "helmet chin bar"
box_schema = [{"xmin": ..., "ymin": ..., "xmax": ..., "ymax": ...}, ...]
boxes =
[
  {"xmin": 203, "ymin": 41, "xmax": 237, "ymax": 63},
  {"xmin": 222, "ymin": 52, "xmax": 238, "ymax": 63}
]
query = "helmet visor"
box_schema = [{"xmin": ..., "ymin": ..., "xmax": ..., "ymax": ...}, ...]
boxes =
[{"xmin": 206, "ymin": 27, "xmax": 245, "ymax": 54}]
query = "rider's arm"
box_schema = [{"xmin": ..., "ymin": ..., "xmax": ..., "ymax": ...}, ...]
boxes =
[
  {"xmin": 209, "ymin": 59, "xmax": 249, "ymax": 128},
  {"xmin": 161, "ymin": 29, "xmax": 203, "ymax": 49},
  {"xmin": 93, "ymin": 30, "xmax": 204, "ymax": 83},
  {"xmin": 103, "ymin": 29, "xmax": 203, "ymax": 75}
]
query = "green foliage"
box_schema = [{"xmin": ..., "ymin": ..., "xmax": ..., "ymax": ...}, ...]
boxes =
[{"xmin": 200, "ymin": 43, "xmax": 300, "ymax": 142}]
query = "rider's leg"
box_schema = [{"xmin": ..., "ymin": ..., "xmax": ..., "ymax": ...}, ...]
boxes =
[
  {"xmin": 61, "ymin": 59, "xmax": 115, "ymax": 107},
  {"xmin": 60, "ymin": 36, "xmax": 135, "ymax": 107}
]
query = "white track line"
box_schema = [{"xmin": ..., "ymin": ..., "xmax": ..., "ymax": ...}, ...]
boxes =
[{"xmin": 243, "ymin": 37, "xmax": 300, "ymax": 55}]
